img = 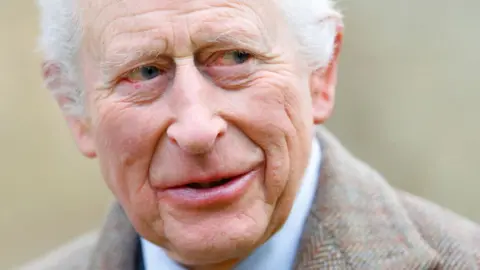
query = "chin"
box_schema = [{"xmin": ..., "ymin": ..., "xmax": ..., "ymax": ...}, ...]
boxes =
[
  {"xmin": 167, "ymin": 228, "xmax": 264, "ymax": 266},
  {"xmin": 162, "ymin": 203, "xmax": 271, "ymax": 266},
  {"xmin": 171, "ymin": 237, "xmax": 257, "ymax": 266}
]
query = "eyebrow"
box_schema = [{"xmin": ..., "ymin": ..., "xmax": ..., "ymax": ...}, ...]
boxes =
[
  {"xmin": 195, "ymin": 27, "xmax": 271, "ymax": 52},
  {"xmin": 99, "ymin": 25, "xmax": 272, "ymax": 80},
  {"xmin": 98, "ymin": 33, "xmax": 169, "ymax": 78}
]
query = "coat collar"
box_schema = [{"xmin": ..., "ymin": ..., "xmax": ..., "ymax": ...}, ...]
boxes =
[
  {"xmin": 294, "ymin": 126, "xmax": 439, "ymax": 269},
  {"xmin": 88, "ymin": 202, "xmax": 139, "ymax": 270},
  {"xmin": 89, "ymin": 126, "xmax": 440, "ymax": 270}
]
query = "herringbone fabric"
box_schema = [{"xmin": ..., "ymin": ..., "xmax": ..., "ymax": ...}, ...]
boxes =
[
  {"xmin": 19, "ymin": 127, "xmax": 480, "ymax": 270},
  {"xmin": 295, "ymin": 127, "xmax": 441, "ymax": 270}
]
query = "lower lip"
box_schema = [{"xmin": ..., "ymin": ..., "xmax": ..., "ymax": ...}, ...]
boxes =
[{"xmin": 158, "ymin": 169, "xmax": 258, "ymax": 208}]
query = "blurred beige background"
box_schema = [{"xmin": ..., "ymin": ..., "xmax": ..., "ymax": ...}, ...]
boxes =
[{"xmin": 1, "ymin": 0, "xmax": 479, "ymax": 269}]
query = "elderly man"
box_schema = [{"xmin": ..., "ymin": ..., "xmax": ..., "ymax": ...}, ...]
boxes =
[{"xmin": 23, "ymin": 0, "xmax": 479, "ymax": 269}]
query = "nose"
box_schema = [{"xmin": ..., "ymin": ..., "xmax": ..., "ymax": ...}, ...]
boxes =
[
  {"xmin": 167, "ymin": 106, "xmax": 227, "ymax": 155},
  {"xmin": 166, "ymin": 58, "xmax": 227, "ymax": 155}
]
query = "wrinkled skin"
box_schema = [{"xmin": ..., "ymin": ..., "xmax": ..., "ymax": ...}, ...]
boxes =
[{"xmin": 52, "ymin": 0, "xmax": 341, "ymax": 268}]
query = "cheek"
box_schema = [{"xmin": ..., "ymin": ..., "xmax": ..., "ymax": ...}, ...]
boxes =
[
  {"xmin": 239, "ymin": 70, "xmax": 312, "ymax": 131},
  {"xmin": 245, "ymin": 72, "xmax": 311, "ymax": 150},
  {"xmin": 249, "ymin": 74, "xmax": 313, "ymax": 226},
  {"xmin": 90, "ymin": 102, "xmax": 166, "ymax": 213},
  {"xmin": 90, "ymin": 103, "xmax": 172, "ymax": 241},
  {"xmin": 94, "ymin": 107, "xmax": 152, "ymax": 168},
  {"xmin": 226, "ymin": 72, "xmax": 312, "ymax": 203},
  {"xmin": 90, "ymin": 94, "xmax": 170, "ymax": 167}
]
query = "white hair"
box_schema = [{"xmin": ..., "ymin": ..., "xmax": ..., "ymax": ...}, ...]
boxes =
[{"xmin": 36, "ymin": 0, "xmax": 342, "ymax": 116}]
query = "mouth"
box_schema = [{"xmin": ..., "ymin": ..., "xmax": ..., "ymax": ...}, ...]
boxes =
[
  {"xmin": 166, "ymin": 170, "xmax": 251, "ymax": 191},
  {"xmin": 185, "ymin": 178, "xmax": 233, "ymax": 189},
  {"xmin": 158, "ymin": 169, "xmax": 259, "ymax": 208}
]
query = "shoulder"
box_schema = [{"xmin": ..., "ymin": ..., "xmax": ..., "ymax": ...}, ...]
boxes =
[
  {"xmin": 17, "ymin": 231, "xmax": 99, "ymax": 270},
  {"xmin": 397, "ymin": 190, "xmax": 480, "ymax": 267}
]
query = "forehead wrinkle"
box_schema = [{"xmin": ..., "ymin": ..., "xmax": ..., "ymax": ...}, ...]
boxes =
[
  {"xmin": 188, "ymin": 16, "xmax": 272, "ymax": 53},
  {"xmin": 105, "ymin": 24, "xmax": 171, "ymax": 58},
  {"xmin": 86, "ymin": 0, "xmax": 284, "ymax": 76},
  {"xmin": 104, "ymin": 17, "xmax": 269, "ymax": 66},
  {"xmin": 82, "ymin": 0, "xmax": 132, "ymax": 39},
  {"xmin": 81, "ymin": 0, "xmax": 119, "ymax": 26},
  {"xmin": 84, "ymin": 0, "xmax": 174, "ymax": 60},
  {"xmin": 99, "ymin": 6, "xmax": 172, "ymax": 40},
  {"xmin": 81, "ymin": 0, "xmax": 138, "ymax": 63}
]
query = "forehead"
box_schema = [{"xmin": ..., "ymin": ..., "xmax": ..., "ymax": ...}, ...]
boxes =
[
  {"xmin": 81, "ymin": 0, "xmax": 276, "ymax": 18},
  {"xmin": 80, "ymin": 0, "xmax": 283, "ymax": 57}
]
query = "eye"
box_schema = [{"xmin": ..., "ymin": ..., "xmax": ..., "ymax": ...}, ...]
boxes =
[
  {"xmin": 126, "ymin": 65, "xmax": 162, "ymax": 82},
  {"xmin": 208, "ymin": 50, "xmax": 253, "ymax": 66}
]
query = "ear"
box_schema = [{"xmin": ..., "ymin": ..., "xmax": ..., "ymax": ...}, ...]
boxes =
[
  {"xmin": 64, "ymin": 115, "xmax": 97, "ymax": 159},
  {"xmin": 310, "ymin": 25, "xmax": 343, "ymax": 125},
  {"xmin": 42, "ymin": 62, "xmax": 97, "ymax": 158}
]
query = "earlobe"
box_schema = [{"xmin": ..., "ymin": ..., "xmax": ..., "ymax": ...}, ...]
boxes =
[
  {"xmin": 310, "ymin": 68, "xmax": 335, "ymax": 125},
  {"xmin": 310, "ymin": 27, "xmax": 343, "ymax": 125},
  {"xmin": 66, "ymin": 116, "xmax": 97, "ymax": 158}
]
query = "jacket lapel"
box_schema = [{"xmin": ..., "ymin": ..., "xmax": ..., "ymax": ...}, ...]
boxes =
[
  {"xmin": 88, "ymin": 203, "xmax": 139, "ymax": 270},
  {"xmin": 295, "ymin": 126, "xmax": 440, "ymax": 269}
]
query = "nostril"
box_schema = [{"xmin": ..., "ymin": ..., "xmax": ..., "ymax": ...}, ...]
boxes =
[
  {"xmin": 217, "ymin": 129, "xmax": 226, "ymax": 138},
  {"xmin": 166, "ymin": 127, "xmax": 178, "ymax": 145},
  {"xmin": 169, "ymin": 137, "xmax": 177, "ymax": 145},
  {"xmin": 214, "ymin": 117, "xmax": 227, "ymax": 138}
]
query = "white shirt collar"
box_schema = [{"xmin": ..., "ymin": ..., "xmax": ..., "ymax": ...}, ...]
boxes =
[{"xmin": 141, "ymin": 138, "xmax": 321, "ymax": 270}]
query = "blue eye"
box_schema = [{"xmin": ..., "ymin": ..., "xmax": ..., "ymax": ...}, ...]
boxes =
[
  {"xmin": 128, "ymin": 66, "xmax": 162, "ymax": 82},
  {"xmin": 229, "ymin": 51, "xmax": 251, "ymax": 64},
  {"xmin": 209, "ymin": 50, "xmax": 253, "ymax": 66}
]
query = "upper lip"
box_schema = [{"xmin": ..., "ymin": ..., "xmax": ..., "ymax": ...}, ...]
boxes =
[{"xmin": 158, "ymin": 165, "xmax": 259, "ymax": 190}]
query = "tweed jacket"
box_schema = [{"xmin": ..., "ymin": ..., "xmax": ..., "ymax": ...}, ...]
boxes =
[{"xmin": 19, "ymin": 127, "xmax": 480, "ymax": 270}]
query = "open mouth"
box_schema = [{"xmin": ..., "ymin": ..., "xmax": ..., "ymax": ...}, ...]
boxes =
[
  {"xmin": 185, "ymin": 178, "xmax": 232, "ymax": 189},
  {"xmin": 160, "ymin": 168, "xmax": 259, "ymax": 207}
]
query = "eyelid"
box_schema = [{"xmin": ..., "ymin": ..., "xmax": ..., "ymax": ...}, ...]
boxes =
[
  {"xmin": 122, "ymin": 61, "xmax": 173, "ymax": 82},
  {"xmin": 99, "ymin": 58, "xmax": 173, "ymax": 90},
  {"xmin": 199, "ymin": 49, "xmax": 253, "ymax": 65},
  {"xmin": 201, "ymin": 51, "xmax": 223, "ymax": 65},
  {"xmin": 118, "ymin": 54, "xmax": 172, "ymax": 74},
  {"xmin": 128, "ymin": 63, "xmax": 164, "ymax": 75}
]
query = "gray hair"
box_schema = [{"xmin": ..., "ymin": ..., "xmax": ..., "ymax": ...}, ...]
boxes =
[{"xmin": 36, "ymin": 0, "xmax": 342, "ymax": 116}]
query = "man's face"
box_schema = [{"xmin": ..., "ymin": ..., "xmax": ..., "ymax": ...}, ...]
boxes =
[{"xmin": 72, "ymin": 0, "xmax": 337, "ymax": 267}]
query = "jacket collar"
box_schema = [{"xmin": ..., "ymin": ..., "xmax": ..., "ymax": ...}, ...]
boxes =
[
  {"xmin": 88, "ymin": 201, "xmax": 139, "ymax": 270},
  {"xmin": 89, "ymin": 126, "xmax": 440, "ymax": 270},
  {"xmin": 294, "ymin": 126, "xmax": 439, "ymax": 269}
]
